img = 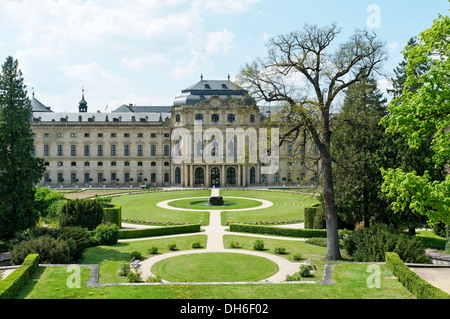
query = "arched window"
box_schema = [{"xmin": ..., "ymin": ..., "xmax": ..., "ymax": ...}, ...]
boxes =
[
  {"xmin": 227, "ymin": 114, "xmax": 235, "ymax": 123},
  {"xmin": 211, "ymin": 114, "xmax": 219, "ymax": 122},
  {"xmin": 195, "ymin": 114, "xmax": 203, "ymax": 121},
  {"xmin": 175, "ymin": 114, "xmax": 181, "ymax": 123}
]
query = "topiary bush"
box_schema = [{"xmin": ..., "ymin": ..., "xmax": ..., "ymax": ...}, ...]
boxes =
[
  {"xmin": 342, "ymin": 223, "xmax": 430, "ymax": 263},
  {"xmin": 299, "ymin": 264, "xmax": 311, "ymax": 277},
  {"xmin": 59, "ymin": 199, "xmax": 104, "ymax": 230},
  {"xmin": 253, "ymin": 239, "xmax": 264, "ymax": 251},
  {"xmin": 94, "ymin": 223, "xmax": 120, "ymax": 246}
]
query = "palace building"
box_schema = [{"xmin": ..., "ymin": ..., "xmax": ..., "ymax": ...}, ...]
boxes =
[{"xmin": 31, "ymin": 77, "xmax": 320, "ymax": 188}]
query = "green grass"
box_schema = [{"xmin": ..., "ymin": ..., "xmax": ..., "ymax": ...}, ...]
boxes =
[
  {"xmin": 167, "ymin": 197, "xmax": 263, "ymax": 210},
  {"xmin": 80, "ymin": 235, "xmax": 207, "ymax": 283},
  {"xmin": 224, "ymin": 235, "xmax": 328, "ymax": 281},
  {"xmin": 220, "ymin": 189, "xmax": 318, "ymax": 225},
  {"xmin": 15, "ymin": 263, "xmax": 414, "ymax": 299},
  {"xmin": 111, "ymin": 190, "xmax": 211, "ymax": 225},
  {"xmin": 151, "ymin": 252, "xmax": 279, "ymax": 282}
]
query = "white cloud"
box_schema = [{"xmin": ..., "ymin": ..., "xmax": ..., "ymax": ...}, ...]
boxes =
[
  {"xmin": 62, "ymin": 62, "xmax": 126, "ymax": 84},
  {"xmin": 205, "ymin": 29, "xmax": 235, "ymax": 55},
  {"xmin": 199, "ymin": 0, "xmax": 260, "ymax": 14},
  {"xmin": 121, "ymin": 55, "xmax": 171, "ymax": 70}
]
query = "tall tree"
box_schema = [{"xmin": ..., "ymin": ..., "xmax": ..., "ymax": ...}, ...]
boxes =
[
  {"xmin": 332, "ymin": 77, "xmax": 388, "ymax": 229},
  {"xmin": 0, "ymin": 56, "xmax": 45, "ymax": 240},
  {"xmin": 238, "ymin": 24, "xmax": 387, "ymax": 260},
  {"xmin": 381, "ymin": 15, "xmax": 449, "ymax": 225}
]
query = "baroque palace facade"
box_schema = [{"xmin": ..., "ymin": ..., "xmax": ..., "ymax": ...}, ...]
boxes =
[{"xmin": 31, "ymin": 77, "xmax": 320, "ymax": 188}]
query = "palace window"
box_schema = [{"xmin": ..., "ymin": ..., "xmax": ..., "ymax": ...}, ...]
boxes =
[
  {"xmin": 211, "ymin": 114, "xmax": 219, "ymax": 122},
  {"xmin": 227, "ymin": 114, "xmax": 235, "ymax": 123}
]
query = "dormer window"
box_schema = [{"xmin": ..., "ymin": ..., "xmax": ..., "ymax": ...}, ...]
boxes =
[
  {"xmin": 204, "ymin": 84, "xmax": 211, "ymax": 89},
  {"xmin": 176, "ymin": 114, "xmax": 181, "ymax": 123}
]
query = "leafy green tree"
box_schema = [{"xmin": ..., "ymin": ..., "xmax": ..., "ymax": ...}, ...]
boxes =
[
  {"xmin": 332, "ymin": 77, "xmax": 388, "ymax": 229},
  {"xmin": 0, "ymin": 56, "xmax": 45, "ymax": 240},
  {"xmin": 381, "ymin": 15, "xmax": 449, "ymax": 225}
]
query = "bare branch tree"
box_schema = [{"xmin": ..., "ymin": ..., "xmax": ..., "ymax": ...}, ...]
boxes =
[{"xmin": 238, "ymin": 24, "xmax": 387, "ymax": 260}]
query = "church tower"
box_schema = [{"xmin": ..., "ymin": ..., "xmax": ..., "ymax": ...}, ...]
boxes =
[{"xmin": 78, "ymin": 87, "xmax": 88, "ymax": 112}]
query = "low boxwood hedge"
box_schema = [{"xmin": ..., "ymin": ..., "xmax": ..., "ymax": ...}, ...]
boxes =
[
  {"xmin": 118, "ymin": 224, "xmax": 201, "ymax": 240},
  {"xmin": 229, "ymin": 224, "xmax": 327, "ymax": 238},
  {"xmin": 0, "ymin": 254, "xmax": 39, "ymax": 299},
  {"xmin": 385, "ymin": 252, "xmax": 450, "ymax": 299}
]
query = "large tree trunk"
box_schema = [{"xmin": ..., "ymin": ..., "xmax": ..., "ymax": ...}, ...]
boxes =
[{"xmin": 322, "ymin": 154, "xmax": 342, "ymax": 260}]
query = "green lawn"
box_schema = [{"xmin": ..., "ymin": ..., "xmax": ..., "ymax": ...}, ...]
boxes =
[
  {"xmin": 151, "ymin": 252, "xmax": 279, "ymax": 282},
  {"xmin": 220, "ymin": 189, "xmax": 319, "ymax": 225},
  {"xmin": 80, "ymin": 234, "xmax": 207, "ymax": 283},
  {"xmin": 224, "ymin": 235, "xmax": 328, "ymax": 281},
  {"xmin": 111, "ymin": 190, "xmax": 211, "ymax": 225},
  {"xmin": 167, "ymin": 197, "xmax": 263, "ymax": 210},
  {"xmin": 16, "ymin": 263, "xmax": 413, "ymax": 299}
]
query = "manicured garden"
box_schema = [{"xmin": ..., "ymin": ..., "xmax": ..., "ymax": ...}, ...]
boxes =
[
  {"xmin": 3, "ymin": 188, "xmax": 448, "ymax": 300},
  {"xmin": 110, "ymin": 190, "xmax": 211, "ymax": 225},
  {"xmin": 151, "ymin": 252, "xmax": 279, "ymax": 282},
  {"xmin": 220, "ymin": 190, "xmax": 319, "ymax": 225}
]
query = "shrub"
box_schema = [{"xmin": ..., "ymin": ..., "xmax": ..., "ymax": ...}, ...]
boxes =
[
  {"xmin": 342, "ymin": 223, "xmax": 429, "ymax": 263},
  {"xmin": 306, "ymin": 238, "xmax": 328, "ymax": 247},
  {"xmin": 191, "ymin": 241, "xmax": 202, "ymax": 249},
  {"xmin": 286, "ymin": 273, "xmax": 302, "ymax": 281},
  {"xmin": 103, "ymin": 204, "xmax": 122, "ymax": 227},
  {"xmin": 118, "ymin": 262, "xmax": 130, "ymax": 277},
  {"xmin": 59, "ymin": 199, "xmax": 104, "ymax": 230},
  {"xmin": 57, "ymin": 226, "xmax": 93, "ymax": 261},
  {"xmin": 168, "ymin": 243, "xmax": 177, "ymax": 251},
  {"xmin": 146, "ymin": 275, "xmax": 162, "ymax": 283},
  {"xmin": 130, "ymin": 251, "xmax": 143, "ymax": 260},
  {"xmin": 386, "ymin": 252, "xmax": 450, "ymax": 299},
  {"xmin": 292, "ymin": 252, "xmax": 302, "ymax": 261},
  {"xmin": 0, "ymin": 254, "xmax": 39, "ymax": 299},
  {"xmin": 118, "ymin": 224, "xmax": 201, "ymax": 240},
  {"xmin": 12, "ymin": 226, "xmax": 92, "ymax": 263},
  {"xmin": 94, "ymin": 223, "xmax": 119, "ymax": 246},
  {"xmin": 148, "ymin": 246, "xmax": 159, "ymax": 254},
  {"xmin": 253, "ymin": 239, "xmax": 264, "ymax": 251},
  {"xmin": 299, "ymin": 264, "xmax": 311, "ymax": 277},
  {"xmin": 10, "ymin": 236, "xmax": 71, "ymax": 265},
  {"xmin": 274, "ymin": 247, "xmax": 286, "ymax": 254},
  {"xmin": 127, "ymin": 270, "xmax": 143, "ymax": 283},
  {"xmin": 229, "ymin": 241, "xmax": 240, "ymax": 248},
  {"xmin": 230, "ymin": 224, "xmax": 326, "ymax": 238}
]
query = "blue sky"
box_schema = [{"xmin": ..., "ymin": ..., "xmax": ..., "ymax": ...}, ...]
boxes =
[{"xmin": 0, "ymin": 0, "xmax": 448, "ymax": 112}]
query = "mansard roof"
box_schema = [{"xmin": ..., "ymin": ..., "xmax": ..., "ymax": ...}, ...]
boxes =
[{"xmin": 173, "ymin": 78, "xmax": 251, "ymax": 106}]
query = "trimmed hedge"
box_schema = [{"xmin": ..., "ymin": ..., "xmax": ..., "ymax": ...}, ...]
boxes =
[
  {"xmin": 229, "ymin": 224, "xmax": 327, "ymax": 238},
  {"xmin": 0, "ymin": 254, "xmax": 39, "ymax": 299},
  {"xmin": 385, "ymin": 252, "xmax": 450, "ymax": 299},
  {"xmin": 304, "ymin": 204, "xmax": 325, "ymax": 229},
  {"xmin": 418, "ymin": 236, "xmax": 446, "ymax": 250},
  {"xmin": 118, "ymin": 224, "xmax": 201, "ymax": 240},
  {"xmin": 103, "ymin": 204, "xmax": 122, "ymax": 227}
]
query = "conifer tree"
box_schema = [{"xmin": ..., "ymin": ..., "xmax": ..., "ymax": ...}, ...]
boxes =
[{"xmin": 0, "ymin": 56, "xmax": 45, "ymax": 239}]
